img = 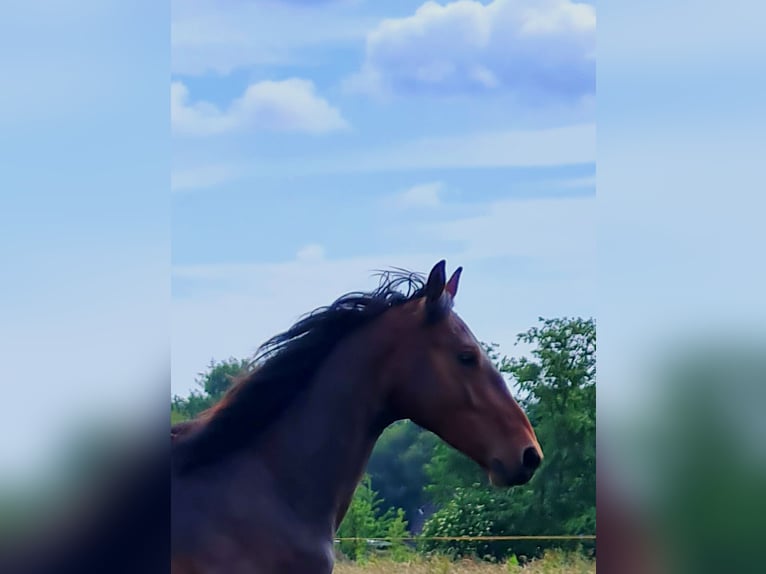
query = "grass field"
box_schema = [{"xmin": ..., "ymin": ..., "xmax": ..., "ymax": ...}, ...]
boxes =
[{"xmin": 334, "ymin": 551, "xmax": 595, "ymax": 573}]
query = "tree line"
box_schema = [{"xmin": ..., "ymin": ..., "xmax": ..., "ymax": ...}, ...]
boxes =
[{"xmin": 171, "ymin": 317, "xmax": 596, "ymax": 563}]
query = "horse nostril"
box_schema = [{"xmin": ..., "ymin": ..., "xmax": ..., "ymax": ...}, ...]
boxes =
[{"xmin": 522, "ymin": 446, "xmax": 542, "ymax": 471}]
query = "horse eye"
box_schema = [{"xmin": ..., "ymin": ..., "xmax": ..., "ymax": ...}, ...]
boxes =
[{"xmin": 457, "ymin": 351, "xmax": 478, "ymax": 366}]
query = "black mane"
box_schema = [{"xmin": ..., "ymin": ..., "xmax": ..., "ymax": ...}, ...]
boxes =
[{"xmin": 173, "ymin": 268, "xmax": 428, "ymax": 472}]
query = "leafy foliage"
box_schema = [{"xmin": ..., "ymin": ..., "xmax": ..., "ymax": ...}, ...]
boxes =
[
  {"xmin": 509, "ymin": 317, "xmax": 596, "ymax": 540},
  {"xmin": 367, "ymin": 420, "xmax": 439, "ymax": 526},
  {"xmin": 420, "ymin": 485, "xmax": 502, "ymax": 558},
  {"xmin": 421, "ymin": 318, "xmax": 596, "ymax": 560},
  {"xmin": 171, "ymin": 357, "xmax": 249, "ymax": 421},
  {"xmin": 170, "ymin": 317, "xmax": 596, "ymax": 563},
  {"xmin": 336, "ymin": 474, "xmax": 412, "ymax": 562}
]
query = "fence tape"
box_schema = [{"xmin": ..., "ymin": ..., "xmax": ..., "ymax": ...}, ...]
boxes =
[{"xmin": 335, "ymin": 535, "xmax": 596, "ymax": 542}]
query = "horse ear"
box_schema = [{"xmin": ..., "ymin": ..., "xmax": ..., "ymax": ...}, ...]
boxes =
[
  {"xmin": 445, "ymin": 266, "xmax": 462, "ymax": 299},
  {"xmin": 425, "ymin": 260, "xmax": 447, "ymax": 302}
]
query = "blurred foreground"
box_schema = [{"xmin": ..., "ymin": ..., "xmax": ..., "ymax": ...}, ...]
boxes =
[
  {"xmin": 0, "ymin": 424, "xmax": 169, "ymax": 574},
  {"xmin": 598, "ymin": 337, "xmax": 766, "ymax": 574}
]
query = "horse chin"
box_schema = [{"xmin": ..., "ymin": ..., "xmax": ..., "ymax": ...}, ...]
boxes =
[
  {"xmin": 488, "ymin": 458, "xmax": 531, "ymax": 488},
  {"xmin": 488, "ymin": 470, "xmax": 515, "ymax": 488}
]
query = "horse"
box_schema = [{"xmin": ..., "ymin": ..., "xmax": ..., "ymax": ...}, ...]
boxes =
[{"xmin": 170, "ymin": 260, "xmax": 543, "ymax": 573}]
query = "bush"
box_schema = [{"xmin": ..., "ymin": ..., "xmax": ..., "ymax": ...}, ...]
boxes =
[{"xmin": 337, "ymin": 474, "xmax": 412, "ymax": 562}]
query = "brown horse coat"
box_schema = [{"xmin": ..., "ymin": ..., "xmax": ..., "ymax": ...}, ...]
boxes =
[{"xmin": 171, "ymin": 261, "xmax": 542, "ymax": 573}]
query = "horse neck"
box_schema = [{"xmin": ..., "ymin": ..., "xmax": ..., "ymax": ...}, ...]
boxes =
[{"xmin": 258, "ymin": 315, "xmax": 401, "ymax": 533}]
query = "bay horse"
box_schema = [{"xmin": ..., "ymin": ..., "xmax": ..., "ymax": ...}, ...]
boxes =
[{"xmin": 171, "ymin": 260, "xmax": 543, "ymax": 573}]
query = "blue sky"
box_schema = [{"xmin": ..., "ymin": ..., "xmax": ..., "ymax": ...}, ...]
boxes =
[
  {"xmin": 2, "ymin": 0, "xmax": 764, "ymax": 496},
  {"xmin": 170, "ymin": 0, "xmax": 597, "ymax": 395}
]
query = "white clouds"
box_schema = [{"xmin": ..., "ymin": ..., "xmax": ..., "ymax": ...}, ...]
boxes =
[
  {"xmin": 296, "ymin": 243, "xmax": 326, "ymax": 262},
  {"xmin": 346, "ymin": 0, "xmax": 595, "ymax": 99},
  {"xmin": 172, "ymin": 252, "xmax": 447, "ymax": 392},
  {"xmin": 171, "ymin": 195, "xmax": 596, "ymax": 395},
  {"xmin": 171, "ymin": 124, "xmax": 594, "ymax": 186},
  {"xmin": 172, "ymin": 245, "xmax": 594, "ymax": 395},
  {"xmin": 170, "ymin": 124, "xmax": 594, "ymax": 190},
  {"xmin": 310, "ymin": 123, "xmax": 595, "ymax": 173},
  {"xmin": 171, "ymin": 79, "xmax": 349, "ymax": 136},
  {"xmin": 172, "ymin": 0, "xmax": 372, "ymax": 76},
  {"xmin": 424, "ymin": 195, "xmax": 595, "ymax": 266},
  {"xmin": 171, "ymin": 163, "xmax": 242, "ymax": 192},
  {"xmin": 391, "ymin": 182, "xmax": 444, "ymax": 209}
]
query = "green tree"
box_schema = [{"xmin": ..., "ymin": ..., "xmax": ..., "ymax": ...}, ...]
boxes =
[
  {"xmin": 510, "ymin": 317, "xmax": 596, "ymax": 539},
  {"xmin": 367, "ymin": 420, "xmax": 439, "ymax": 526},
  {"xmin": 385, "ymin": 508, "xmax": 411, "ymax": 561},
  {"xmin": 422, "ymin": 318, "xmax": 596, "ymax": 561},
  {"xmin": 336, "ymin": 474, "xmax": 409, "ymax": 561},
  {"xmin": 171, "ymin": 357, "xmax": 249, "ymax": 421}
]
